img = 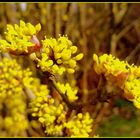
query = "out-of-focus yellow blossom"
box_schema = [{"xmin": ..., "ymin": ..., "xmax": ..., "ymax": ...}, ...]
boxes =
[
  {"xmin": 38, "ymin": 35, "xmax": 83, "ymax": 75},
  {"xmin": 30, "ymin": 91, "xmax": 67, "ymax": 136},
  {"xmin": 0, "ymin": 20, "xmax": 41, "ymax": 54},
  {"xmin": 0, "ymin": 87, "xmax": 28, "ymax": 136},
  {"xmin": 0, "ymin": 58, "xmax": 37, "ymax": 136},
  {"xmin": 31, "ymin": 83, "xmax": 50, "ymax": 98},
  {"xmin": 5, "ymin": 93, "xmax": 26, "ymax": 115},
  {"xmin": 0, "ymin": 58, "xmax": 34, "ymax": 96},
  {"xmin": 22, "ymin": 68, "xmax": 34, "ymax": 89},
  {"xmin": 0, "ymin": 57, "xmax": 57, "ymax": 136},
  {"xmin": 4, "ymin": 115, "xmax": 28, "ymax": 136},
  {"xmin": 93, "ymin": 53, "xmax": 140, "ymax": 109},
  {"xmin": 64, "ymin": 112, "xmax": 93, "ymax": 137},
  {"xmin": 56, "ymin": 82, "xmax": 78, "ymax": 102}
]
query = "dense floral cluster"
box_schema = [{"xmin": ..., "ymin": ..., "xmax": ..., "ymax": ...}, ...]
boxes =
[
  {"xmin": 38, "ymin": 35, "xmax": 83, "ymax": 75},
  {"xmin": 0, "ymin": 58, "xmax": 34, "ymax": 96},
  {"xmin": 30, "ymin": 89, "xmax": 67, "ymax": 136},
  {"xmin": 0, "ymin": 21, "xmax": 94, "ymax": 137},
  {"xmin": 30, "ymin": 91, "xmax": 94, "ymax": 137},
  {"xmin": 55, "ymin": 82, "xmax": 78, "ymax": 102},
  {"xmin": 0, "ymin": 21, "xmax": 83, "ymax": 76},
  {"xmin": 0, "ymin": 58, "xmax": 31, "ymax": 136},
  {"xmin": 0, "ymin": 56, "xmax": 93, "ymax": 137},
  {"xmin": 30, "ymin": 78, "xmax": 93, "ymax": 137},
  {"xmin": 93, "ymin": 53, "xmax": 140, "ymax": 109},
  {"xmin": 3, "ymin": 93, "xmax": 28, "ymax": 136},
  {"xmin": 124, "ymin": 69, "xmax": 140, "ymax": 109},
  {"xmin": 93, "ymin": 54, "xmax": 130, "ymax": 77},
  {"xmin": 29, "ymin": 70, "xmax": 93, "ymax": 137},
  {"xmin": 64, "ymin": 112, "xmax": 93, "ymax": 137},
  {"xmin": 0, "ymin": 20, "xmax": 41, "ymax": 54},
  {"xmin": 0, "ymin": 4, "xmax": 138, "ymax": 137}
]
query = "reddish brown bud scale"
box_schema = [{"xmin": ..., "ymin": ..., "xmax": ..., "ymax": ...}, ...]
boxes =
[
  {"xmin": 34, "ymin": 44, "xmax": 41, "ymax": 51},
  {"xmin": 123, "ymin": 92, "xmax": 135, "ymax": 100},
  {"xmin": 120, "ymin": 72, "xmax": 129, "ymax": 83},
  {"xmin": 30, "ymin": 35, "xmax": 41, "ymax": 52},
  {"xmin": 106, "ymin": 72, "xmax": 130, "ymax": 89},
  {"xmin": 115, "ymin": 72, "xmax": 130, "ymax": 87}
]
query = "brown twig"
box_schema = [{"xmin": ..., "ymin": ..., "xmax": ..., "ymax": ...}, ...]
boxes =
[
  {"xmin": 49, "ymin": 75, "xmax": 83, "ymax": 110},
  {"xmin": 91, "ymin": 102, "xmax": 110, "ymax": 136},
  {"xmin": 125, "ymin": 43, "xmax": 140, "ymax": 62}
]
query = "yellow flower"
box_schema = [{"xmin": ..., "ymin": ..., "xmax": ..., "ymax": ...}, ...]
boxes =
[
  {"xmin": 93, "ymin": 53, "xmax": 130, "ymax": 76},
  {"xmin": 0, "ymin": 58, "xmax": 34, "ymax": 97},
  {"xmin": 64, "ymin": 112, "xmax": 93, "ymax": 137},
  {"xmin": 93, "ymin": 53, "xmax": 140, "ymax": 109},
  {"xmin": 38, "ymin": 35, "xmax": 83, "ymax": 75},
  {"xmin": 0, "ymin": 20, "xmax": 41, "ymax": 54},
  {"xmin": 30, "ymin": 89, "xmax": 67, "ymax": 136},
  {"xmin": 56, "ymin": 82, "xmax": 78, "ymax": 102}
]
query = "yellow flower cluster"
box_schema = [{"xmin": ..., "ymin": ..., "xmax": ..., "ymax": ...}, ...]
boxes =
[
  {"xmin": 64, "ymin": 112, "xmax": 93, "ymax": 137},
  {"xmin": 93, "ymin": 54, "xmax": 130, "ymax": 77},
  {"xmin": 3, "ymin": 93, "xmax": 28, "ymax": 136},
  {"xmin": 30, "ymin": 91, "xmax": 67, "ymax": 136},
  {"xmin": 0, "ymin": 20, "xmax": 41, "ymax": 54},
  {"xmin": 124, "ymin": 68, "xmax": 140, "ymax": 109},
  {"xmin": 30, "ymin": 92, "xmax": 94, "ymax": 137},
  {"xmin": 0, "ymin": 57, "xmax": 59, "ymax": 136},
  {"xmin": 93, "ymin": 53, "xmax": 140, "ymax": 109},
  {"xmin": 0, "ymin": 58, "xmax": 34, "ymax": 97},
  {"xmin": 38, "ymin": 35, "xmax": 83, "ymax": 75},
  {"xmin": 31, "ymin": 82, "xmax": 50, "ymax": 98},
  {"xmin": 0, "ymin": 58, "xmax": 37, "ymax": 136},
  {"xmin": 30, "ymin": 83, "xmax": 94, "ymax": 137},
  {"xmin": 0, "ymin": 21, "xmax": 83, "ymax": 76},
  {"xmin": 56, "ymin": 82, "xmax": 78, "ymax": 102}
]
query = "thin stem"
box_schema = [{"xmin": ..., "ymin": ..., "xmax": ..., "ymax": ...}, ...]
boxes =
[
  {"xmin": 91, "ymin": 102, "xmax": 110, "ymax": 136},
  {"xmin": 49, "ymin": 75, "xmax": 83, "ymax": 110},
  {"xmin": 125, "ymin": 43, "xmax": 140, "ymax": 62}
]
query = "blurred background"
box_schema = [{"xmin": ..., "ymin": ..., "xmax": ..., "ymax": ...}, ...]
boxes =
[{"xmin": 0, "ymin": 3, "xmax": 140, "ymax": 137}]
